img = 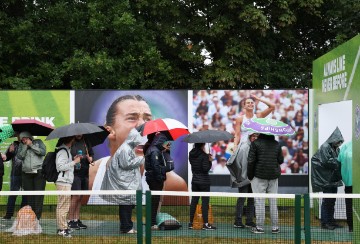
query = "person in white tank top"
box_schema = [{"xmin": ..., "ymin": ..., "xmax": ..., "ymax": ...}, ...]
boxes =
[{"xmin": 234, "ymin": 94, "xmax": 275, "ymax": 146}]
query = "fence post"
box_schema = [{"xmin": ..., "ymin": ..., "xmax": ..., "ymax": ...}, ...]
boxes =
[
  {"xmin": 303, "ymin": 194, "xmax": 311, "ymax": 244},
  {"xmin": 136, "ymin": 190, "xmax": 143, "ymax": 244},
  {"xmin": 145, "ymin": 191, "xmax": 152, "ymax": 244},
  {"xmin": 295, "ymin": 194, "xmax": 302, "ymax": 244}
]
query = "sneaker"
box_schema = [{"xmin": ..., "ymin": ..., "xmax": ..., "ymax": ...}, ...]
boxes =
[
  {"xmin": 77, "ymin": 219, "xmax": 87, "ymax": 229},
  {"xmin": 2, "ymin": 216, "xmax": 11, "ymax": 220},
  {"xmin": 122, "ymin": 229, "xmax": 137, "ymax": 234},
  {"xmin": 151, "ymin": 225, "xmax": 159, "ymax": 230},
  {"xmin": 331, "ymin": 223, "xmax": 343, "ymax": 228},
  {"xmin": 245, "ymin": 222, "xmax": 256, "ymax": 228},
  {"xmin": 188, "ymin": 223, "xmax": 193, "ymax": 229},
  {"xmin": 68, "ymin": 220, "xmax": 80, "ymax": 230},
  {"xmin": 272, "ymin": 228, "xmax": 280, "ymax": 234},
  {"xmin": 57, "ymin": 229, "xmax": 72, "ymax": 238},
  {"xmin": 321, "ymin": 223, "xmax": 335, "ymax": 230},
  {"xmin": 202, "ymin": 223, "xmax": 217, "ymax": 230},
  {"xmin": 233, "ymin": 222, "xmax": 245, "ymax": 228},
  {"xmin": 251, "ymin": 227, "xmax": 264, "ymax": 234}
]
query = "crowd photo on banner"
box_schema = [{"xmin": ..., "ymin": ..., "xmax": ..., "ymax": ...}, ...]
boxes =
[{"xmin": 0, "ymin": 89, "xmax": 310, "ymax": 238}]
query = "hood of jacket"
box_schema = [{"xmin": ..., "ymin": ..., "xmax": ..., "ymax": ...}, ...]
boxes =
[
  {"xmin": 145, "ymin": 132, "xmax": 169, "ymax": 155},
  {"xmin": 325, "ymin": 126, "xmax": 344, "ymax": 147},
  {"xmin": 19, "ymin": 131, "xmax": 33, "ymax": 140}
]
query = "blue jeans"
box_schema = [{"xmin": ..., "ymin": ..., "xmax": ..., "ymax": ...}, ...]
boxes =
[
  {"xmin": 321, "ymin": 186, "xmax": 338, "ymax": 225},
  {"xmin": 5, "ymin": 176, "xmax": 27, "ymax": 217}
]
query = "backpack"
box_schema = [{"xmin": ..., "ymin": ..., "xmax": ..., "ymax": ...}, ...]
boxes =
[{"xmin": 42, "ymin": 148, "xmax": 68, "ymax": 182}]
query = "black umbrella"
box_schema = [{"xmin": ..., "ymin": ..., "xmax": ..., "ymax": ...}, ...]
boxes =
[
  {"xmin": 83, "ymin": 126, "xmax": 109, "ymax": 147},
  {"xmin": 46, "ymin": 123, "xmax": 104, "ymax": 141},
  {"xmin": 183, "ymin": 130, "xmax": 234, "ymax": 143},
  {"xmin": 12, "ymin": 119, "xmax": 54, "ymax": 136}
]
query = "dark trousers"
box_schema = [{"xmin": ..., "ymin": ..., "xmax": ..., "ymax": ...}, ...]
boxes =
[
  {"xmin": 119, "ymin": 205, "xmax": 134, "ymax": 232},
  {"xmin": 22, "ymin": 171, "xmax": 46, "ymax": 219},
  {"xmin": 147, "ymin": 180, "xmax": 164, "ymax": 226},
  {"xmin": 189, "ymin": 183, "xmax": 210, "ymax": 224},
  {"xmin": 0, "ymin": 175, "xmax": 2, "ymax": 191},
  {"xmin": 235, "ymin": 184, "xmax": 255, "ymax": 225},
  {"xmin": 321, "ymin": 186, "xmax": 338, "ymax": 225},
  {"xmin": 5, "ymin": 175, "xmax": 27, "ymax": 217},
  {"xmin": 345, "ymin": 186, "xmax": 353, "ymax": 230}
]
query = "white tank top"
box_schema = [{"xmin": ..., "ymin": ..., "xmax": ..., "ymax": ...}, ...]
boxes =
[{"xmin": 240, "ymin": 114, "xmax": 257, "ymax": 143}]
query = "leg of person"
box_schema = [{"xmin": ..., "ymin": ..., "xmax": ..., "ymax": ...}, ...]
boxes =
[
  {"xmin": 147, "ymin": 180, "xmax": 164, "ymax": 227},
  {"xmin": 200, "ymin": 184, "xmax": 215, "ymax": 230},
  {"xmin": 245, "ymin": 184, "xmax": 256, "ymax": 228},
  {"xmin": 345, "ymin": 186, "xmax": 353, "ymax": 232},
  {"xmin": 189, "ymin": 183, "xmax": 200, "ymax": 229},
  {"xmin": 0, "ymin": 175, "xmax": 2, "ymax": 191},
  {"xmin": 76, "ymin": 177, "xmax": 89, "ymax": 229},
  {"xmin": 22, "ymin": 172, "xmax": 36, "ymax": 214},
  {"xmin": 321, "ymin": 187, "xmax": 336, "ymax": 230},
  {"xmin": 33, "ymin": 170, "xmax": 46, "ymax": 219},
  {"xmin": 68, "ymin": 176, "xmax": 81, "ymax": 230},
  {"xmin": 4, "ymin": 176, "xmax": 20, "ymax": 219},
  {"xmin": 234, "ymin": 185, "xmax": 247, "ymax": 228},
  {"xmin": 119, "ymin": 205, "xmax": 134, "ymax": 233},
  {"xmin": 250, "ymin": 177, "xmax": 266, "ymax": 233},
  {"xmin": 267, "ymin": 178, "xmax": 279, "ymax": 234},
  {"xmin": 56, "ymin": 184, "xmax": 72, "ymax": 238}
]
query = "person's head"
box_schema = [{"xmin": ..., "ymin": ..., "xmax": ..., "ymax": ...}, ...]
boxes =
[
  {"xmin": 243, "ymin": 97, "xmax": 255, "ymax": 112},
  {"xmin": 249, "ymin": 133, "xmax": 259, "ymax": 142},
  {"xmin": 60, "ymin": 136, "xmax": 75, "ymax": 147},
  {"xmin": 105, "ymin": 95, "xmax": 152, "ymax": 154},
  {"xmin": 220, "ymin": 143, "xmax": 227, "ymax": 151},
  {"xmin": 75, "ymin": 134, "xmax": 83, "ymax": 141},
  {"xmin": 19, "ymin": 131, "xmax": 33, "ymax": 143},
  {"xmin": 194, "ymin": 143, "xmax": 205, "ymax": 150}
]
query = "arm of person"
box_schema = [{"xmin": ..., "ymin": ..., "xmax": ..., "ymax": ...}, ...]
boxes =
[
  {"xmin": 116, "ymin": 148, "xmax": 143, "ymax": 170},
  {"xmin": 5, "ymin": 143, "xmax": 16, "ymax": 161},
  {"xmin": 200, "ymin": 153, "xmax": 212, "ymax": 172},
  {"xmin": 29, "ymin": 139, "xmax": 46, "ymax": 156},
  {"xmin": 56, "ymin": 150, "xmax": 79, "ymax": 172},
  {"xmin": 252, "ymin": 94, "xmax": 275, "ymax": 118},
  {"xmin": 277, "ymin": 145, "xmax": 284, "ymax": 164},
  {"xmin": 247, "ymin": 143, "xmax": 257, "ymax": 180},
  {"xmin": 234, "ymin": 116, "xmax": 243, "ymax": 146},
  {"xmin": 319, "ymin": 145, "xmax": 339, "ymax": 170},
  {"xmin": 16, "ymin": 142, "xmax": 28, "ymax": 160},
  {"xmin": 150, "ymin": 151, "xmax": 166, "ymax": 180}
]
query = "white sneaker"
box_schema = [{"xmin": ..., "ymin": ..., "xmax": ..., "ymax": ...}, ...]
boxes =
[
  {"xmin": 57, "ymin": 229, "xmax": 72, "ymax": 238},
  {"xmin": 125, "ymin": 229, "xmax": 137, "ymax": 234}
]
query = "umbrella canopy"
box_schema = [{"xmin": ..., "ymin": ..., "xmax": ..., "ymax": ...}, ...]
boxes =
[
  {"xmin": 183, "ymin": 130, "xmax": 234, "ymax": 143},
  {"xmin": 241, "ymin": 118, "xmax": 295, "ymax": 136},
  {"xmin": 0, "ymin": 124, "xmax": 15, "ymax": 144},
  {"xmin": 46, "ymin": 123, "xmax": 104, "ymax": 141},
  {"xmin": 12, "ymin": 119, "xmax": 54, "ymax": 136},
  {"xmin": 141, "ymin": 118, "xmax": 189, "ymax": 140},
  {"xmin": 83, "ymin": 126, "xmax": 109, "ymax": 147}
]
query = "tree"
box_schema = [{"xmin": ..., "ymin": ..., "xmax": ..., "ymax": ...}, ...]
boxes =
[{"xmin": 0, "ymin": 0, "xmax": 359, "ymax": 90}]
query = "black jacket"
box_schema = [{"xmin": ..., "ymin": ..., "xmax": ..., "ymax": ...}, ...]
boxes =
[
  {"xmin": 189, "ymin": 147, "xmax": 212, "ymax": 185},
  {"xmin": 145, "ymin": 133, "xmax": 168, "ymax": 183},
  {"xmin": 311, "ymin": 127, "xmax": 343, "ymax": 192},
  {"xmin": 5, "ymin": 141, "xmax": 22, "ymax": 176},
  {"xmin": 247, "ymin": 134, "xmax": 283, "ymax": 180}
]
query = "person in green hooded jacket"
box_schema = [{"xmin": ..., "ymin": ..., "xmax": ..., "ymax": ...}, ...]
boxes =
[
  {"xmin": 311, "ymin": 127, "xmax": 343, "ymax": 230},
  {"xmin": 337, "ymin": 141, "xmax": 352, "ymax": 232}
]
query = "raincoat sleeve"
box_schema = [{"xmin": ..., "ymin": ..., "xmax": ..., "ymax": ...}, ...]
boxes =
[
  {"xmin": 318, "ymin": 144, "xmax": 339, "ymax": 170},
  {"xmin": 29, "ymin": 139, "xmax": 46, "ymax": 157},
  {"xmin": 116, "ymin": 146, "xmax": 143, "ymax": 170},
  {"xmin": 16, "ymin": 143, "xmax": 27, "ymax": 160},
  {"xmin": 247, "ymin": 142, "xmax": 257, "ymax": 180}
]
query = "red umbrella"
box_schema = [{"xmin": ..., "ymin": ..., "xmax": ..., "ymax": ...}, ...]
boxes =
[
  {"xmin": 142, "ymin": 118, "xmax": 189, "ymax": 140},
  {"xmin": 12, "ymin": 119, "xmax": 54, "ymax": 136}
]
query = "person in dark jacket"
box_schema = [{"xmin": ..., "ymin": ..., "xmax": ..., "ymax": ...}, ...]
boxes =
[
  {"xmin": 0, "ymin": 152, "xmax": 4, "ymax": 191},
  {"xmin": 68, "ymin": 134, "xmax": 94, "ymax": 230},
  {"xmin": 311, "ymin": 127, "xmax": 344, "ymax": 230},
  {"xmin": 144, "ymin": 131, "xmax": 171, "ymax": 229},
  {"xmin": 188, "ymin": 143, "xmax": 216, "ymax": 230},
  {"xmin": 2, "ymin": 137, "xmax": 27, "ymax": 219},
  {"xmin": 247, "ymin": 133, "xmax": 283, "ymax": 234}
]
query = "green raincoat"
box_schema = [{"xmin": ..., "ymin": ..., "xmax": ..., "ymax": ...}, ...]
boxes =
[
  {"xmin": 311, "ymin": 127, "xmax": 344, "ymax": 192},
  {"xmin": 337, "ymin": 141, "xmax": 352, "ymax": 186}
]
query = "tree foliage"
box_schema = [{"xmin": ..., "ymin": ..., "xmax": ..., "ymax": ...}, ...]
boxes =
[{"xmin": 0, "ymin": 0, "xmax": 359, "ymax": 89}]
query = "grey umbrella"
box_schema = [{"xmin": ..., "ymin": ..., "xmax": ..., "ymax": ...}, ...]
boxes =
[
  {"xmin": 183, "ymin": 130, "xmax": 234, "ymax": 143},
  {"xmin": 45, "ymin": 123, "xmax": 104, "ymax": 141}
]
